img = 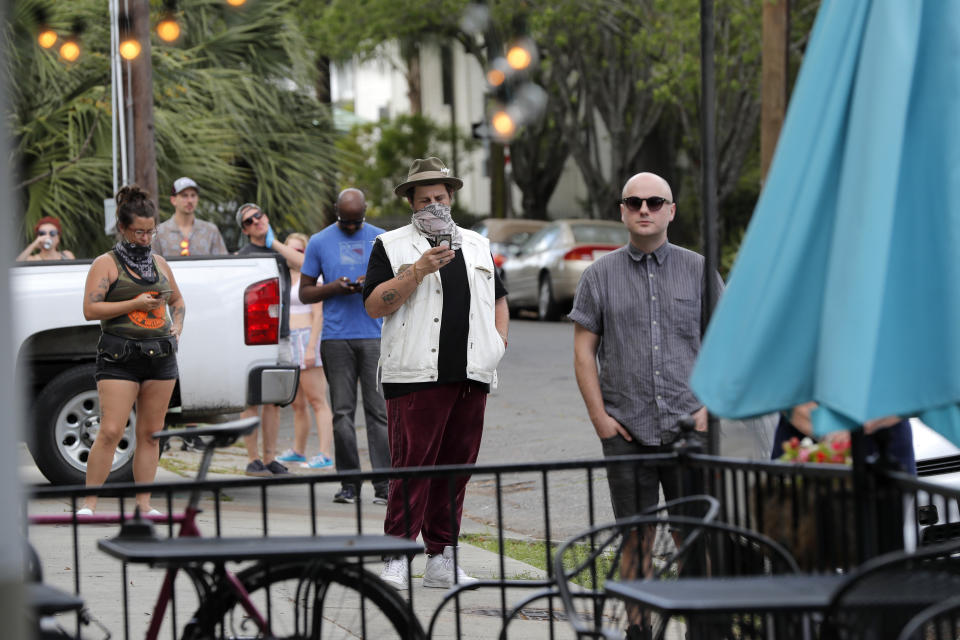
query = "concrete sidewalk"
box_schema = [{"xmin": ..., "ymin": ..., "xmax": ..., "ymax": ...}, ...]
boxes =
[{"xmin": 24, "ymin": 454, "xmax": 575, "ymax": 639}]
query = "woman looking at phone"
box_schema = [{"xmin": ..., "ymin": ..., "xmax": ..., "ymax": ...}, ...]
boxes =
[
  {"xmin": 76, "ymin": 185, "xmax": 186, "ymax": 516},
  {"xmin": 17, "ymin": 216, "xmax": 76, "ymax": 261}
]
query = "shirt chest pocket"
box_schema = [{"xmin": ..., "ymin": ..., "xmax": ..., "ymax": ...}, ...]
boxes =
[{"xmin": 472, "ymin": 264, "xmax": 495, "ymax": 308}]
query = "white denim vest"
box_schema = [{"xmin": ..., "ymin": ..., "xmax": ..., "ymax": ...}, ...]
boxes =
[{"xmin": 377, "ymin": 225, "xmax": 503, "ymax": 387}]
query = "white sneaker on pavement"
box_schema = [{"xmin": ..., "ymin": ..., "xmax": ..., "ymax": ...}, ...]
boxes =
[
  {"xmin": 380, "ymin": 556, "xmax": 409, "ymax": 590},
  {"xmin": 422, "ymin": 546, "xmax": 478, "ymax": 589}
]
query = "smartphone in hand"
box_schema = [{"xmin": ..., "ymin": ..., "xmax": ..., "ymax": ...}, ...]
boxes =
[{"xmin": 435, "ymin": 234, "xmax": 452, "ymax": 248}]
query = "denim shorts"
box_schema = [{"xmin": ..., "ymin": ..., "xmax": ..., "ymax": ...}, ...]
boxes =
[
  {"xmin": 95, "ymin": 350, "xmax": 179, "ymax": 383},
  {"xmin": 290, "ymin": 327, "xmax": 321, "ymax": 370}
]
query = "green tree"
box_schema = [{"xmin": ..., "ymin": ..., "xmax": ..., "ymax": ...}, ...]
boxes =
[
  {"xmin": 306, "ymin": 0, "xmax": 571, "ymax": 219},
  {"xmin": 7, "ymin": 0, "xmax": 337, "ymax": 257},
  {"xmin": 336, "ymin": 113, "xmax": 478, "ymax": 219}
]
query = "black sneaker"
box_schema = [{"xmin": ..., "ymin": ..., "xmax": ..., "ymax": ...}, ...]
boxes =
[
  {"xmin": 373, "ymin": 490, "xmax": 388, "ymax": 505},
  {"xmin": 245, "ymin": 459, "xmax": 272, "ymax": 477},
  {"xmin": 266, "ymin": 460, "xmax": 289, "ymax": 475},
  {"xmin": 333, "ymin": 486, "xmax": 357, "ymax": 504}
]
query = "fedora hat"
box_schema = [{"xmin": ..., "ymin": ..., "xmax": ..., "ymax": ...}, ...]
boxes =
[{"xmin": 394, "ymin": 157, "xmax": 463, "ymax": 197}]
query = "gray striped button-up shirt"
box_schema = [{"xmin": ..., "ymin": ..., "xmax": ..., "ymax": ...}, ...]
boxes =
[{"xmin": 569, "ymin": 241, "xmax": 722, "ymax": 445}]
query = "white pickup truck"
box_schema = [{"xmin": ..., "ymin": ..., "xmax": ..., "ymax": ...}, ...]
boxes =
[{"xmin": 13, "ymin": 254, "xmax": 299, "ymax": 484}]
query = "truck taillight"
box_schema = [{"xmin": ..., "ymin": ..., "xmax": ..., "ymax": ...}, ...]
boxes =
[{"xmin": 244, "ymin": 278, "xmax": 280, "ymax": 345}]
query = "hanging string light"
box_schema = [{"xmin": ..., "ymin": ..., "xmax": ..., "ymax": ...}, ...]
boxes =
[
  {"xmin": 157, "ymin": 0, "xmax": 180, "ymax": 42},
  {"xmin": 59, "ymin": 19, "xmax": 85, "ymax": 63},
  {"xmin": 118, "ymin": 12, "xmax": 141, "ymax": 60},
  {"xmin": 34, "ymin": 8, "xmax": 58, "ymax": 49}
]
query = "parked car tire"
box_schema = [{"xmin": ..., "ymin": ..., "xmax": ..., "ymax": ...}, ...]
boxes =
[
  {"xmin": 28, "ymin": 364, "xmax": 136, "ymax": 485},
  {"xmin": 538, "ymin": 274, "xmax": 561, "ymax": 321}
]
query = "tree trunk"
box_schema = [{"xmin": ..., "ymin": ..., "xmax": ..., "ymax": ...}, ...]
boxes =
[{"xmin": 405, "ymin": 45, "xmax": 422, "ymax": 114}]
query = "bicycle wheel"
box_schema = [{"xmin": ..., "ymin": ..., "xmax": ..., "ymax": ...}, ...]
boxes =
[{"xmin": 182, "ymin": 559, "xmax": 424, "ymax": 640}]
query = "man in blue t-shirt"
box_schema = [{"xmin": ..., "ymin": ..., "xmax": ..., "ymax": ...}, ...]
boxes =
[{"xmin": 300, "ymin": 188, "xmax": 389, "ymax": 504}]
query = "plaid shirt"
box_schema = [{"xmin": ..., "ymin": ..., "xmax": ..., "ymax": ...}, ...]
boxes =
[
  {"xmin": 153, "ymin": 217, "xmax": 227, "ymax": 257},
  {"xmin": 569, "ymin": 241, "xmax": 722, "ymax": 445}
]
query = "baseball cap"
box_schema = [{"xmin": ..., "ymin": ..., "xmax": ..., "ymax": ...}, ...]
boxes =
[{"xmin": 171, "ymin": 177, "xmax": 199, "ymax": 195}]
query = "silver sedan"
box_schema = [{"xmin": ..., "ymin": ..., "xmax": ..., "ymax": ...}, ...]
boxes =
[{"xmin": 502, "ymin": 219, "xmax": 629, "ymax": 321}]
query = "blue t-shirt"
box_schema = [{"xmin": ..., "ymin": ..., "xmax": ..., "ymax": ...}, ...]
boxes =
[{"xmin": 302, "ymin": 223, "xmax": 384, "ymax": 340}]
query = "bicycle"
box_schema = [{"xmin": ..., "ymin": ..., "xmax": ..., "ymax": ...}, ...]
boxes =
[{"xmin": 29, "ymin": 417, "xmax": 425, "ymax": 640}]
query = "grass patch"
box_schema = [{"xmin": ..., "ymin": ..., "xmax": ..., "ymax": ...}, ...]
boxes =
[{"xmin": 460, "ymin": 533, "xmax": 617, "ymax": 587}]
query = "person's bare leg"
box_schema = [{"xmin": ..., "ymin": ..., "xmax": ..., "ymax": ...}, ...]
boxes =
[
  {"xmin": 132, "ymin": 378, "xmax": 176, "ymax": 512},
  {"xmin": 81, "ymin": 379, "xmax": 140, "ymax": 512},
  {"xmin": 260, "ymin": 404, "xmax": 280, "ymax": 465},
  {"xmin": 241, "ymin": 406, "xmax": 261, "ymax": 462},
  {"xmin": 302, "ymin": 367, "xmax": 334, "ymax": 458},
  {"xmin": 290, "ymin": 386, "xmax": 309, "ymax": 456}
]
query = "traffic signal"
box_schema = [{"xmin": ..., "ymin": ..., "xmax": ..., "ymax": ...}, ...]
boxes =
[{"xmin": 484, "ymin": 37, "xmax": 547, "ymax": 143}]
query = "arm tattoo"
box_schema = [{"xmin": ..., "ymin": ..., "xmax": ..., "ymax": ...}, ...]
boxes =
[
  {"xmin": 89, "ymin": 276, "xmax": 109, "ymax": 302},
  {"xmin": 89, "ymin": 291, "xmax": 105, "ymax": 303},
  {"xmin": 381, "ymin": 288, "xmax": 401, "ymax": 305}
]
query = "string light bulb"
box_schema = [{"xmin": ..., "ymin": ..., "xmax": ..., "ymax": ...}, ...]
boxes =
[
  {"xmin": 37, "ymin": 27, "xmax": 58, "ymax": 49},
  {"xmin": 59, "ymin": 39, "xmax": 80, "ymax": 62},
  {"xmin": 157, "ymin": 16, "xmax": 180, "ymax": 42},
  {"xmin": 119, "ymin": 38, "xmax": 141, "ymax": 60},
  {"xmin": 491, "ymin": 109, "xmax": 516, "ymax": 140}
]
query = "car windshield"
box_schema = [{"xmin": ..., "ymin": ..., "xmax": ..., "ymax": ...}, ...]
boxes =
[{"xmin": 571, "ymin": 224, "xmax": 630, "ymax": 245}]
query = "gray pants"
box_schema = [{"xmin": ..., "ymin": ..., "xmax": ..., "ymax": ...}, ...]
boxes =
[{"xmin": 320, "ymin": 339, "xmax": 390, "ymax": 495}]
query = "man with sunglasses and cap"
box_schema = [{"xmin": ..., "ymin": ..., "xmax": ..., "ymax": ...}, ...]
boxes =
[
  {"xmin": 298, "ymin": 189, "xmax": 390, "ymax": 505},
  {"xmin": 570, "ymin": 172, "xmax": 723, "ymax": 521},
  {"xmin": 235, "ymin": 203, "xmax": 305, "ymax": 477},
  {"xmin": 363, "ymin": 157, "xmax": 508, "ymax": 591},
  {"xmin": 154, "ymin": 177, "xmax": 228, "ymax": 257}
]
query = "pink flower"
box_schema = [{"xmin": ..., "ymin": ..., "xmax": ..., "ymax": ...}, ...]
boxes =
[{"xmin": 798, "ymin": 448, "xmax": 811, "ymax": 463}]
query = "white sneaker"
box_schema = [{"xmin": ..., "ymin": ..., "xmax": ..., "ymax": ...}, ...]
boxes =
[
  {"xmin": 75, "ymin": 507, "xmax": 93, "ymax": 517},
  {"xmin": 422, "ymin": 546, "xmax": 478, "ymax": 589},
  {"xmin": 380, "ymin": 556, "xmax": 409, "ymax": 590}
]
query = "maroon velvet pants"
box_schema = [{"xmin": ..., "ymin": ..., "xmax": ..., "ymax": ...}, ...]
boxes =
[{"xmin": 383, "ymin": 381, "xmax": 486, "ymax": 555}]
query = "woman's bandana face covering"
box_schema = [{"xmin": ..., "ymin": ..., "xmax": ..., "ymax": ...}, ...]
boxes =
[
  {"xmin": 411, "ymin": 203, "xmax": 462, "ymax": 250},
  {"xmin": 114, "ymin": 240, "xmax": 157, "ymax": 282}
]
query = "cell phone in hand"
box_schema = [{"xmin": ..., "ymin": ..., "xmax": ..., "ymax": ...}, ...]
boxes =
[{"xmin": 436, "ymin": 234, "xmax": 452, "ymax": 248}]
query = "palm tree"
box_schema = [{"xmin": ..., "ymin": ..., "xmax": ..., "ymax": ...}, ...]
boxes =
[{"xmin": 7, "ymin": 0, "xmax": 337, "ymax": 257}]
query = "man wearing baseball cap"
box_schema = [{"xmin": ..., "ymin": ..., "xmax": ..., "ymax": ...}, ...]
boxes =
[
  {"xmin": 153, "ymin": 177, "xmax": 228, "ymax": 257},
  {"xmin": 363, "ymin": 157, "xmax": 509, "ymax": 590}
]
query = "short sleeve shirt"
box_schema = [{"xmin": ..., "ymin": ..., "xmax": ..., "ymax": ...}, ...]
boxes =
[
  {"xmin": 568, "ymin": 242, "xmax": 721, "ymax": 445},
  {"xmin": 153, "ymin": 217, "xmax": 227, "ymax": 257},
  {"xmin": 301, "ymin": 223, "xmax": 384, "ymax": 340}
]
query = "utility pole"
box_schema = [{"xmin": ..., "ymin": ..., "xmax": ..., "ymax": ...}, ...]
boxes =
[
  {"xmin": 485, "ymin": 25, "xmax": 506, "ymax": 219},
  {"xmin": 129, "ymin": 0, "xmax": 158, "ymax": 209},
  {"xmin": 761, "ymin": 0, "xmax": 789, "ymax": 181},
  {"xmin": 700, "ymin": 0, "xmax": 720, "ymax": 455}
]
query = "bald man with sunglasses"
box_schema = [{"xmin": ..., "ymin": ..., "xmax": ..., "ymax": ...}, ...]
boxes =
[{"xmin": 570, "ymin": 172, "xmax": 723, "ymax": 520}]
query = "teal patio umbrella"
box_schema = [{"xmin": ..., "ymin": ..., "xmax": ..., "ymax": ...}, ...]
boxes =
[{"xmin": 690, "ymin": 0, "xmax": 960, "ymax": 445}]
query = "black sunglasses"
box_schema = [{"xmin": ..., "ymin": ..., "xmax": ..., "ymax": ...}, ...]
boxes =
[
  {"xmin": 337, "ymin": 217, "xmax": 365, "ymax": 227},
  {"xmin": 242, "ymin": 210, "xmax": 265, "ymax": 227},
  {"xmin": 621, "ymin": 196, "xmax": 671, "ymax": 212},
  {"xmin": 37, "ymin": 229, "xmax": 59, "ymax": 237}
]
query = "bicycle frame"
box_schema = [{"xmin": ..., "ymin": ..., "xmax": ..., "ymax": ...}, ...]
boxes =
[{"xmin": 28, "ymin": 419, "xmax": 272, "ymax": 640}]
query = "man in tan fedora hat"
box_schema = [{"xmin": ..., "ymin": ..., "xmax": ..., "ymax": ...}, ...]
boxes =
[{"xmin": 364, "ymin": 157, "xmax": 509, "ymax": 590}]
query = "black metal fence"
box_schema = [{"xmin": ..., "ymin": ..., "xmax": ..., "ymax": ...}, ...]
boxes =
[{"xmin": 24, "ymin": 450, "xmax": 960, "ymax": 639}]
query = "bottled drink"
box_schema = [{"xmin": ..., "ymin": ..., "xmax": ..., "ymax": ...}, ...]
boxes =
[{"xmin": 42, "ymin": 240, "xmax": 52, "ymax": 250}]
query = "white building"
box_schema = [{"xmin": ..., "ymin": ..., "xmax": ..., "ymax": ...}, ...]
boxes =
[{"xmin": 331, "ymin": 41, "xmax": 587, "ymax": 219}]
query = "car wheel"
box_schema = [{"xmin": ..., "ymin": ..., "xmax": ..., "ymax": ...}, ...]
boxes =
[
  {"xmin": 28, "ymin": 364, "xmax": 136, "ymax": 485},
  {"xmin": 538, "ymin": 274, "xmax": 560, "ymax": 321}
]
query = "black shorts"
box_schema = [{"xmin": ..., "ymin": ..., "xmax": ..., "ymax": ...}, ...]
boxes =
[
  {"xmin": 601, "ymin": 436, "xmax": 682, "ymax": 520},
  {"xmin": 94, "ymin": 335, "xmax": 179, "ymax": 384}
]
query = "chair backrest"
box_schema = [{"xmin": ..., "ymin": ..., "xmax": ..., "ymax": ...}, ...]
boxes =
[
  {"xmin": 552, "ymin": 498, "xmax": 799, "ymax": 639},
  {"xmin": 896, "ymin": 593, "xmax": 960, "ymax": 640},
  {"xmin": 821, "ymin": 538, "xmax": 960, "ymax": 640}
]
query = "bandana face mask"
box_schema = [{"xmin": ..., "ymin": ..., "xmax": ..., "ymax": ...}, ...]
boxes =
[{"xmin": 412, "ymin": 203, "xmax": 462, "ymax": 250}]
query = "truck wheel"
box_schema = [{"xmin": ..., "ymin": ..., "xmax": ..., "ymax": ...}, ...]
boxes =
[{"xmin": 29, "ymin": 364, "xmax": 136, "ymax": 485}]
